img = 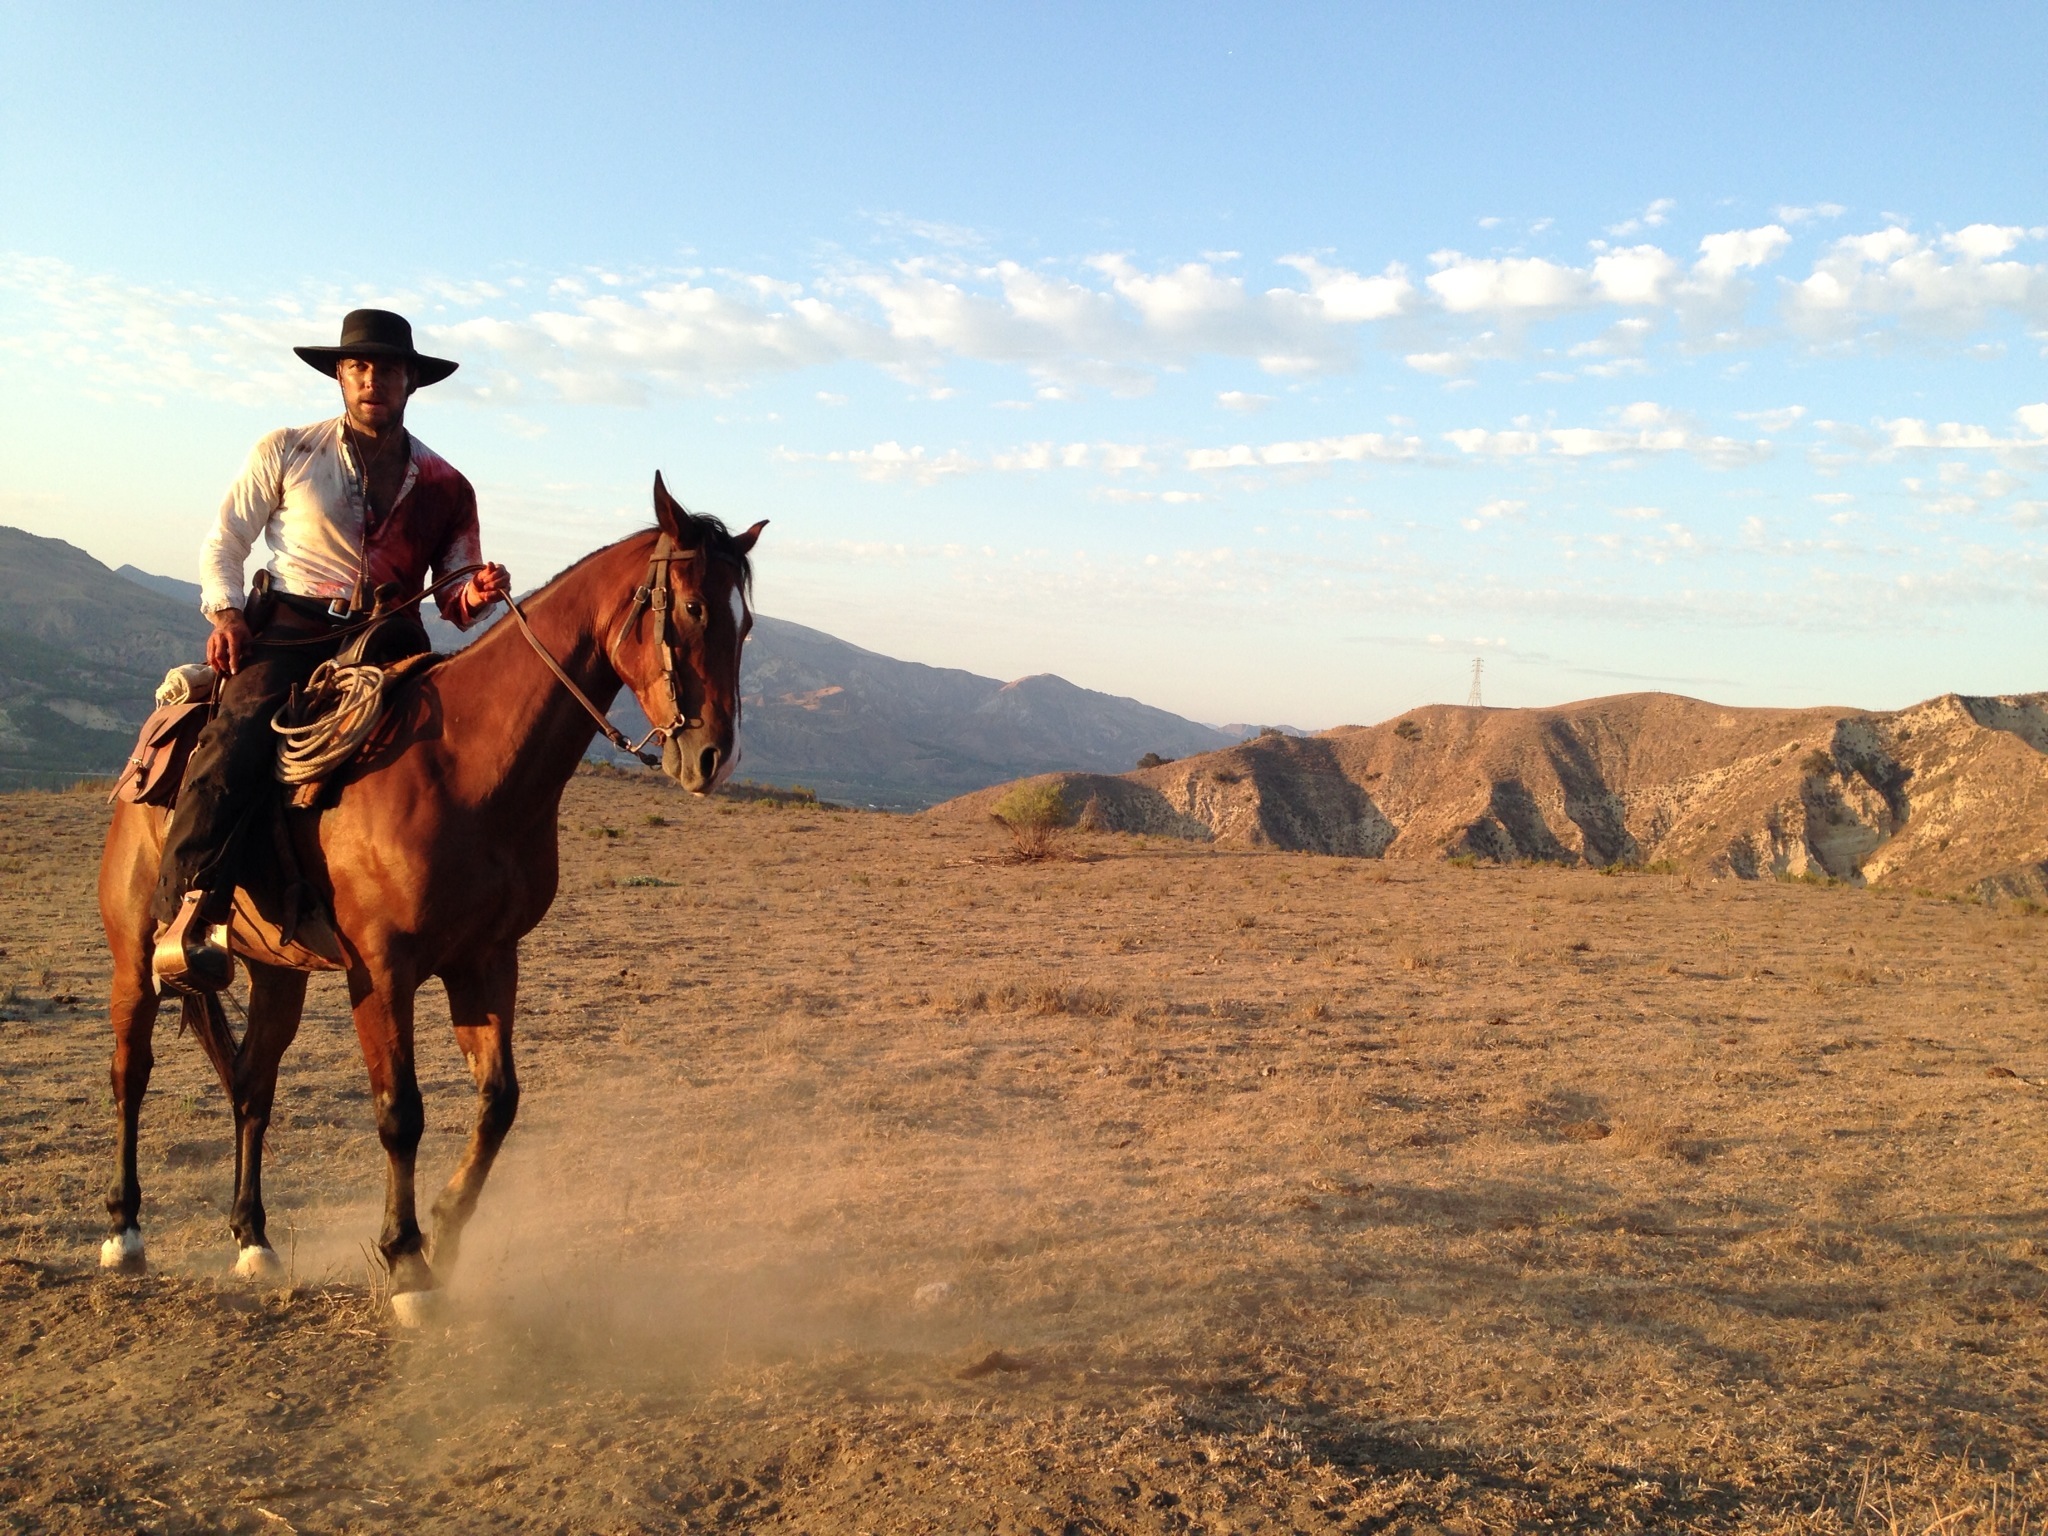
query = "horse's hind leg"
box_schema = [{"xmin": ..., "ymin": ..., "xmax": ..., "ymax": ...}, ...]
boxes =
[
  {"xmin": 427, "ymin": 950, "xmax": 520, "ymax": 1279},
  {"xmin": 102, "ymin": 963, "xmax": 158, "ymax": 1271},
  {"xmin": 226, "ymin": 963, "xmax": 307, "ymax": 1279}
]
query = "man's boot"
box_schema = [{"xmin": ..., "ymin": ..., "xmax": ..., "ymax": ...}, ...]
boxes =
[{"xmin": 152, "ymin": 890, "xmax": 234, "ymax": 996}]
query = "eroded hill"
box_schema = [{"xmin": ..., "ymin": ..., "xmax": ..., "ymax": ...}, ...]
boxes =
[{"xmin": 943, "ymin": 690, "xmax": 2048, "ymax": 896}]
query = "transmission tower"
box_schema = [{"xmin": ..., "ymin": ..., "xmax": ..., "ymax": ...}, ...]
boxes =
[{"xmin": 1465, "ymin": 657, "xmax": 1484, "ymax": 708}]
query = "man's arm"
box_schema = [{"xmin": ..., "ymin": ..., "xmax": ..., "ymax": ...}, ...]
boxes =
[
  {"xmin": 201, "ymin": 433, "xmax": 287, "ymax": 674},
  {"xmin": 428, "ymin": 475, "xmax": 509, "ymax": 628}
]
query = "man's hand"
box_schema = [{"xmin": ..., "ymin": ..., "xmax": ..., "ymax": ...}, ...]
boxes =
[
  {"xmin": 206, "ymin": 608, "xmax": 253, "ymax": 676},
  {"xmin": 463, "ymin": 562, "xmax": 512, "ymax": 613}
]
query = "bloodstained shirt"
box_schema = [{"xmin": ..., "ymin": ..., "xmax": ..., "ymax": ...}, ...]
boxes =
[{"xmin": 198, "ymin": 417, "xmax": 487, "ymax": 627}]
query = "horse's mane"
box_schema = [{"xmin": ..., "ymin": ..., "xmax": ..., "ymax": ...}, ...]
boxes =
[{"xmin": 517, "ymin": 511, "xmax": 754, "ymax": 610}]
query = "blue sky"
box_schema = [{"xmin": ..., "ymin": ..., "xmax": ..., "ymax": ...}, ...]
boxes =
[{"xmin": 3, "ymin": 3, "xmax": 2045, "ymax": 728}]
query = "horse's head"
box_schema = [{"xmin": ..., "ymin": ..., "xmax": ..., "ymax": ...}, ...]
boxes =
[{"xmin": 611, "ymin": 473, "xmax": 766, "ymax": 795}]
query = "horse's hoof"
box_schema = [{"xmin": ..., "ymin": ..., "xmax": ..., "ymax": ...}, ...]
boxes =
[
  {"xmin": 388, "ymin": 1251, "xmax": 435, "ymax": 1295},
  {"xmin": 99, "ymin": 1229, "xmax": 146, "ymax": 1272},
  {"xmin": 389, "ymin": 1289, "xmax": 444, "ymax": 1329},
  {"xmin": 234, "ymin": 1244, "xmax": 284, "ymax": 1282}
]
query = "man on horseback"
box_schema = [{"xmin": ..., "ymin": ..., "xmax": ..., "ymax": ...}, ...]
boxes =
[{"xmin": 151, "ymin": 308, "xmax": 511, "ymax": 994}]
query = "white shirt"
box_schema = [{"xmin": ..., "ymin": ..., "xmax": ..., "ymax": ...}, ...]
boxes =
[{"xmin": 198, "ymin": 417, "xmax": 485, "ymax": 626}]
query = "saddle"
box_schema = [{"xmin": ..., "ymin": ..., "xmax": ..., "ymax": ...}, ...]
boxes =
[{"xmin": 112, "ymin": 603, "xmax": 445, "ymax": 974}]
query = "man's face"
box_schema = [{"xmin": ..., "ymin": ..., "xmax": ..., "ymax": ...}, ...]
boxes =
[{"xmin": 338, "ymin": 356, "xmax": 415, "ymax": 432}]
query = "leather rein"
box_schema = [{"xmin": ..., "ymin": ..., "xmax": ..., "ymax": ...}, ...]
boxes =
[{"xmin": 254, "ymin": 536, "xmax": 737, "ymax": 770}]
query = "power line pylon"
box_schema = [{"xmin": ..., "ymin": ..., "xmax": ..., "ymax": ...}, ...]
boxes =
[{"xmin": 1466, "ymin": 657, "xmax": 1483, "ymax": 708}]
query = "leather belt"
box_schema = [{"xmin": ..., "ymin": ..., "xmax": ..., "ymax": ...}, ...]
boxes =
[{"xmin": 271, "ymin": 589, "xmax": 359, "ymax": 625}]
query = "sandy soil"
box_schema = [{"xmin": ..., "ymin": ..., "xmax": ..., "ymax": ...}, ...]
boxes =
[{"xmin": 2, "ymin": 770, "xmax": 2045, "ymax": 1534}]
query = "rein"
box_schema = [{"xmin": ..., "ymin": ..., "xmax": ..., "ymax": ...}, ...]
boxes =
[{"xmin": 502, "ymin": 588, "xmax": 669, "ymax": 767}]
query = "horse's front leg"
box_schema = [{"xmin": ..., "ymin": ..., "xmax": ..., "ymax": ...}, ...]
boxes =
[
  {"xmin": 348, "ymin": 967, "xmax": 432, "ymax": 1294},
  {"xmin": 427, "ymin": 948, "xmax": 521, "ymax": 1278},
  {"xmin": 101, "ymin": 962, "xmax": 158, "ymax": 1271},
  {"xmin": 226, "ymin": 964, "xmax": 307, "ymax": 1278}
]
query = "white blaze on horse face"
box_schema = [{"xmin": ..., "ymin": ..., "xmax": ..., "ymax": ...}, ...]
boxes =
[{"xmin": 729, "ymin": 586, "xmax": 746, "ymax": 632}]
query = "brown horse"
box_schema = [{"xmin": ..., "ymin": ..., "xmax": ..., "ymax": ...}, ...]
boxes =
[{"xmin": 95, "ymin": 477, "xmax": 762, "ymax": 1304}]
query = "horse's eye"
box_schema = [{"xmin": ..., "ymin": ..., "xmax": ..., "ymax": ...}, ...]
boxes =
[{"xmin": 685, "ymin": 601, "xmax": 704, "ymax": 622}]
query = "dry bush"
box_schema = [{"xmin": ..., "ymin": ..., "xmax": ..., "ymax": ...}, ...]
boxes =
[
  {"xmin": 991, "ymin": 780, "xmax": 1071, "ymax": 860},
  {"xmin": 1606, "ymin": 1114, "xmax": 1707, "ymax": 1162}
]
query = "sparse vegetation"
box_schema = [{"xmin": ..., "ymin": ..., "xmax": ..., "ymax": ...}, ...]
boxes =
[
  {"xmin": 1135, "ymin": 751, "xmax": 1172, "ymax": 769},
  {"xmin": 1394, "ymin": 718, "xmax": 1423, "ymax": 740}
]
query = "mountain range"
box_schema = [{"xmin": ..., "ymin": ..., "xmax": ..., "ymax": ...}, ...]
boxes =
[{"xmin": 0, "ymin": 526, "xmax": 1236, "ymax": 801}]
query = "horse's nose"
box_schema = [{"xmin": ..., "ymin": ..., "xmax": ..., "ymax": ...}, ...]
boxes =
[{"xmin": 698, "ymin": 745, "xmax": 720, "ymax": 784}]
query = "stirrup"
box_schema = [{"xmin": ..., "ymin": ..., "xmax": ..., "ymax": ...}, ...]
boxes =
[{"xmin": 152, "ymin": 892, "xmax": 234, "ymax": 996}]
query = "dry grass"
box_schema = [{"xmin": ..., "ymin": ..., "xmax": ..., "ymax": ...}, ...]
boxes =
[{"xmin": 0, "ymin": 770, "xmax": 2044, "ymax": 1532}]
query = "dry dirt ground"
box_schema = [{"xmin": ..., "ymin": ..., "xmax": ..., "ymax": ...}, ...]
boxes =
[{"xmin": 2, "ymin": 770, "xmax": 2046, "ymax": 1535}]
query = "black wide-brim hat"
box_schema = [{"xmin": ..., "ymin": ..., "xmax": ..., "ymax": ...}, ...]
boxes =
[{"xmin": 294, "ymin": 308, "xmax": 458, "ymax": 387}]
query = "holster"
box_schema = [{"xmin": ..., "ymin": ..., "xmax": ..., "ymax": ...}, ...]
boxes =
[{"xmin": 245, "ymin": 569, "xmax": 279, "ymax": 637}]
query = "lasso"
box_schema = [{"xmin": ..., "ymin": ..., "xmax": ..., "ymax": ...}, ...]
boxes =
[{"xmin": 271, "ymin": 660, "xmax": 388, "ymax": 785}]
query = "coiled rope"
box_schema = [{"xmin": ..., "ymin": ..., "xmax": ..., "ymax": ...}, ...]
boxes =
[{"xmin": 271, "ymin": 660, "xmax": 387, "ymax": 785}]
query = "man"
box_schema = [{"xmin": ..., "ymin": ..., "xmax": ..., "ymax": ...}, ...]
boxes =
[{"xmin": 152, "ymin": 309, "xmax": 511, "ymax": 993}]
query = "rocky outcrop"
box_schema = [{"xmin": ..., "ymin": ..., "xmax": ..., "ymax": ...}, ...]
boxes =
[{"xmin": 937, "ymin": 689, "xmax": 2048, "ymax": 895}]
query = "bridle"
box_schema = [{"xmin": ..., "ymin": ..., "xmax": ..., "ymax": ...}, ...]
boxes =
[{"xmin": 502, "ymin": 532, "xmax": 746, "ymax": 768}]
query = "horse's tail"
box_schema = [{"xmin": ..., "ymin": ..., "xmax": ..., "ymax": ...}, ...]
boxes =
[{"xmin": 179, "ymin": 992, "xmax": 240, "ymax": 1100}]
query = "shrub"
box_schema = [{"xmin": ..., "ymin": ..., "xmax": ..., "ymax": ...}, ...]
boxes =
[
  {"xmin": 1394, "ymin": 719, "xmax": 1422, "ymax": 741},
  {"xmin": 1136, "ymin": 751, "xmax": 1172, "ymax": 769},
  {"xmin": 1799, "ymin": 748, "xmax": 1837, "ymax": 778},
  {"xmin": 991, "ymin": 780, "xmax": 1070, "ymax": 860}
]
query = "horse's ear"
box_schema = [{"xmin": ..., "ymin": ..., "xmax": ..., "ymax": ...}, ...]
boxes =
[
  {"xmin": 733, "ymin": 519, "xmax": 769, "ymax": 554},
  {"xmin": 652, "ymin": 471, "xmax": 688, "ymax": 542}
]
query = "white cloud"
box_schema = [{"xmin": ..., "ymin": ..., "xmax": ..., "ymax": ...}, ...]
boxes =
[
  {"xmin": 1735, "ymin": 404, "xmax": 1806, "ymax": 433},
  {"xmin": 1875, "ymin": 404, "xmax": 2048, "ymax": 452},
  {"xmin": 1443, "ymin": 427, "xmax": 1543, "ymax": 457},
  {"xmin": 1694, "ymin": 225, "xmax": 1793, "ymax": 283},
  {"xmin": 1099, "ymin": 488, "xmax": 1205, "ymax": 504},
  {"xmin": 1943, "ymin": 224, "xmax": 2027, "ymax": 260},
  {"xmin": 1425, "ymin": 252, "xmax": 1590, "ymax": 314},
  {"xmin": 1461, "ymin": 497, "xmax": 1526, "ymax": 530},
  {"xmin": 1785, "ymin": 226, "xmax": 2048, "ymax": 341},
  {"xmin": 1774, "ymin": 203, "xmax": 1847, "ymax": 225},
  {"xmin": 1217, "ymin": 390, "xmax": 1271, "ymax": 412},
  {"xmin": 777, "ymin": 440, "xmax": 975, "ymax": 485},
  {"xmin": 1276, "ymin": 255, "xmax": 1413, "ymax": 322},
  {"xmin": 1445, "ymin": 402, "xmax": 1770, "ymax": 467},
  {"xmin": 1570, "ymin": 316, "xmax": 1655, "ymax": 359},
  {"xmin": 1186, "ymin": 431, "xmax": 1426, "ymax": 471},
  {"xmin": 1404, "ymin": 350, "xmax": 1468, "ymax": 376},
  {"xmin": 1606, "ymin": 198, "xmax": 1676, "ymax": 237},
  {"xmin": 1592, "ymin": 245, "xmax": 1677, "ymax": 305}
]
